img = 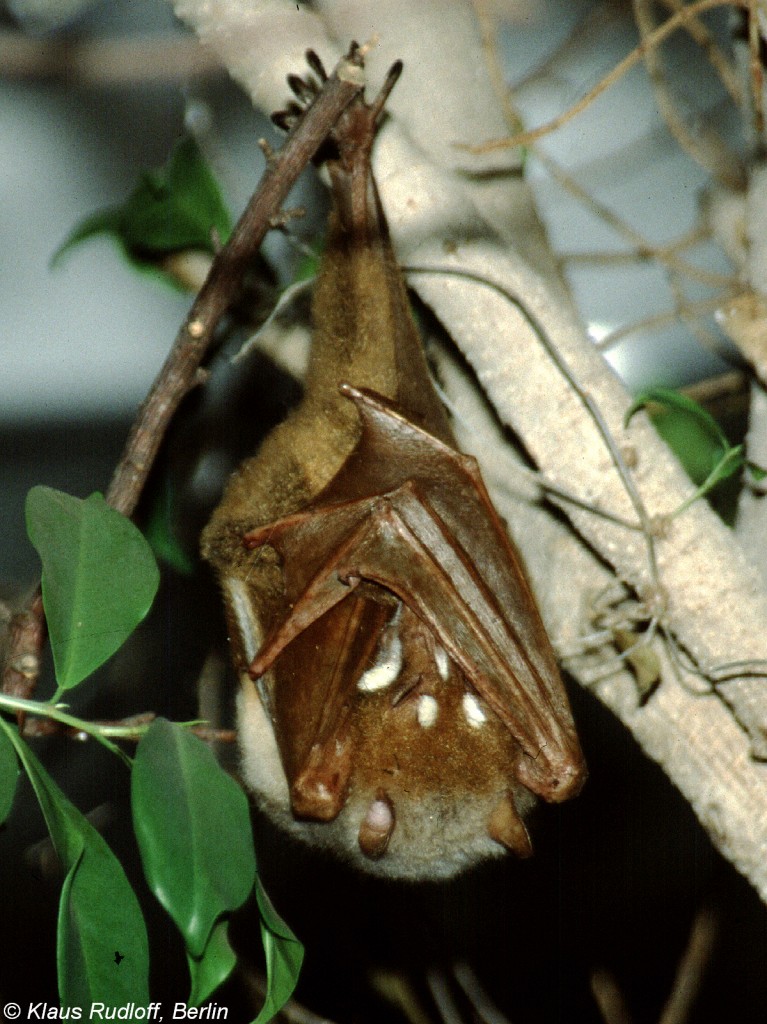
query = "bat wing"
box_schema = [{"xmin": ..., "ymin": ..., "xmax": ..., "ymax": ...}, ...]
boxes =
[{"xmin": 245, "ymin": 388, "xmax": 585, "ymax": 804}]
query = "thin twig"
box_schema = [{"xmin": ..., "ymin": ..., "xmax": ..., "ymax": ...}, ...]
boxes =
[
  {"xmin": 20, "ymin": 715, "xmax": 237, "ymax": 745},
  {"xmin": 632, "ymin": 0, "xmax": 745, "ymax": 189},
  {"xmin": 492, "ymin": 465, "xmax": 641, "ymax": 532},
  {"xmin": 452, "ymin": 962, "xmax": 513, "ymax": 1024},
  {"xmin": 533, "ymin": 149, "xmax": 733, "ymax": 290},
  {"xmin": 594, "ymin": 294, "xmax": 738, "ymax": 352},
  {"xmin": 508, "ymin": 4, "xmax": 621, "ymax": 100},
  {"xmin": 0, "ymin": 693, "xmax": 132, "ymax": 764},
  {"xmin": 680, "ymin": 369, "xmax": 747, "ymax": 407},
  {"xmin": 560, "ymin": 249, "xmax": 734, "ymax": 290},
  {"xmin": 471, "ymin": 0, "xmax": 523, "ymax": 133},
  {"xmin": 656, "ymin": 621, "xmax": 767, "ymax": 704},
  {"xmin": 659, "ymin": 0, "xmax": 742, "ymax": 103},
  {"xmin": 466, "ymin": 0, "xmax": 746, "ymax": 154},
  {"xmin": 426, "ymin": 969, "xmax": 464, "ymax": 1024},
  {"xmin": 665, "ymin": 257, "xmax": 732, "ymax": 357},
  {"xmin": 568, "ymin": 625, "xmax": 663, "ymax": 688},
  {"xmin": 747, "ymin": 0, "xmax": 765, "ymax": 144}
]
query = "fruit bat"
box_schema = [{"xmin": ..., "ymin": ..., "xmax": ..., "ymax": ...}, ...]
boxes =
[{"xmin": 202, "ymin": 45, "xmax": 585, "ymax": 880}]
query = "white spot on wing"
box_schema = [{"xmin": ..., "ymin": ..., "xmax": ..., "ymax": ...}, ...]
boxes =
[
  {"xmin": 358, "ymin": 623, "xmax": 403, "ymax": 693},
  {"xmin": 434, "ymin": 644, "xmax": 450, "ymax": 681},
  {"xmin": 417, "ymin": 694, "xmax": 439, "ymax": 729},
  {"xmin": 462, "ymin": 692, "xmax": 486, "ymax": 728},
  {"xmin": 357, "ymin": 635, "xmax": 402, "ymax": 691}
]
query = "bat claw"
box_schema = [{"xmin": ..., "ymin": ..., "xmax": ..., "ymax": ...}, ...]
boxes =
[
  {"xmin": 305, "ymin": 49, "xmax": 328, "ymax": 83},
  {"xmin": 272, "ymin": 44, "xmax": 356, "ymax": 134}
]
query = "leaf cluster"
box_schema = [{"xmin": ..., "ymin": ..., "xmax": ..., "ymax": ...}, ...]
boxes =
[{"xmin": 1, "ymin": 487, "xmax": 302, "ymax": 1019}]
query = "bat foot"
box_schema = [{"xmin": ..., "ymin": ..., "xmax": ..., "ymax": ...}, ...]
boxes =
[{"xmin": 271, "ymin": 42, "xmax": 363, "ymax": 135}]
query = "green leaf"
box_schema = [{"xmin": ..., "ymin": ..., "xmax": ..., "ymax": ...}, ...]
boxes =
[
  {"xmin": 132, "ymin": 719, "xmax": 256, "ymax": 958},
  {"xmin": 57, "ymin": 847, "xmax": 150, "ymax": 1007},
  {"xmin": 25, "ymin": 487, "xmax": 160, "ymax": 690},
  {"xmin": 188, "ymin": 919, "xmax": 237, "ymax": 1007},
  {"xmin": 625, "ymin": 386, "xmax": 730, "ymax": 449},
  {"xmin": 54, "ymin": 136, "xmax": 231, "ymax": 273},
  {"xmin": 253, "ymin": 879, "xmax": 304, "ymax": 1024},
  {"xmin": 119, "ymin": 141, "xmax": 229, "ymax": 254},
  {"xmin": 0, "ymin": 726, "xmax": 19, "ymax": 825},
  {"xmin": 0, "ymin": 722, "xmax": 149, "ymax": 1005},
  {"xmin": 625, "ymin": 386, "xmax": 732, "ymax": 486},
  {"xmin": 52, "ymin": 208, "xmax": 124, "ymax": 265}
]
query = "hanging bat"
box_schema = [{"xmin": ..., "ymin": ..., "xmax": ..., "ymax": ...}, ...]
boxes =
[{"xmin": 202, "ymin": 44, "xmax": 586, "ymax": 880}]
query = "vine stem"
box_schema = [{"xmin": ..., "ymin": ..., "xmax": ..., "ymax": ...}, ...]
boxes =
[
  {"xmin": 0, "ymin": 693, "xmax": 236, "ymax": 766},
  {"xmin": 0, "ymin": 693, "xmax": 135, "ymax": 764},
  {"xmin": 466, "ymin": 0, "xmax": 748, "ymax": 155}
]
